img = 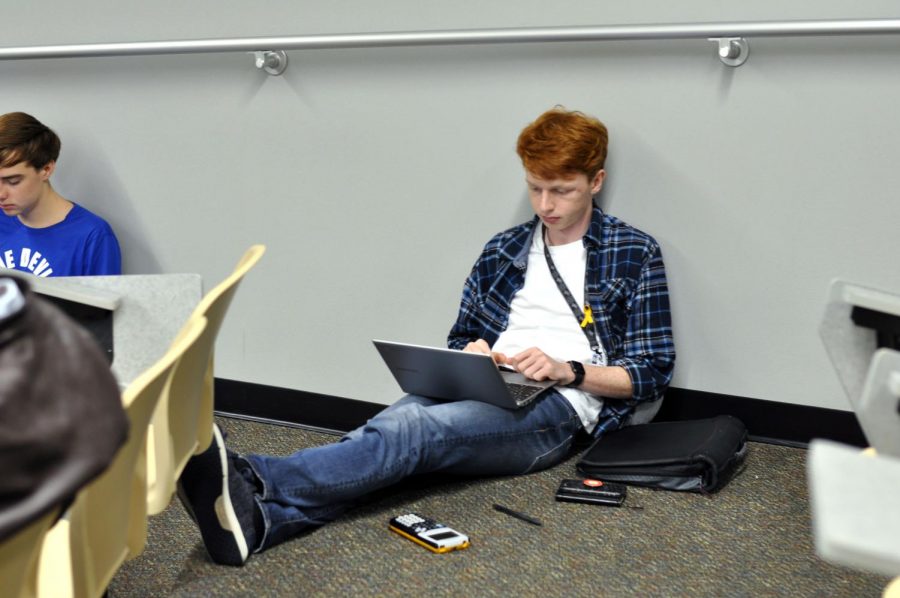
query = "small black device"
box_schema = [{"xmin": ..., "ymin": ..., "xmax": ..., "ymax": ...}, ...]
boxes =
[
  {"xmin": 566, "ymin": 360, "xmax": 585, "ymax": 387},
  {"xmin": 389, "ymin": 513, "xmax": 470, "ymax": 553},
  {"xmin": 555, "ymin": 478, "xmax": 627, "ymax": 506}
]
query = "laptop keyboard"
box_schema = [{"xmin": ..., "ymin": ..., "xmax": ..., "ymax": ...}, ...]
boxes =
[{"xmin": 506, "ymin": 382, "xmax": 544, "ymax": 404}]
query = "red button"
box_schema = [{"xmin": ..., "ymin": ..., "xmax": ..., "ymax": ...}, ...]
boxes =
[{"xmin": 583, "ymin": 479, "xmax": 604, "ymax": 487}]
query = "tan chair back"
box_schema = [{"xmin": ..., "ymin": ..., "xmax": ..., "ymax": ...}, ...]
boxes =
[
  {"xmin": 0, "ymin": 508, "xmax": 59, "ymax": 598},
  {"xmin": 38, "ymin": 317, "xmax": 206, "ymax": 598},
  {"xmin": 146, "ymin": 245, "xmax": 266, "ymax": 515}
]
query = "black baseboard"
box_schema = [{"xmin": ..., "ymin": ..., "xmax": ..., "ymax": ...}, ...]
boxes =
[
  {"xmin": 653, "ymin": 387, "xmax": 866, "ymax": 448},
  {"xmin": 213, "ymin": 378, "xmax": 867, "ymax": 448},
  {"xmin": 214, "ymin": 379, "xmax": 383, "ymax": 436}
]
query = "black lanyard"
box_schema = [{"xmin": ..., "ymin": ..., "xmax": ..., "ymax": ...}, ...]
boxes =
[{"xmin": 541, "ymin": 225, "xmax": 602, "ymax": 355}]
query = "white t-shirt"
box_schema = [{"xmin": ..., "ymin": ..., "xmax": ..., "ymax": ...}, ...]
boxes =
[{"xmin": 492, "ymin": 231, "xmax": 604, "ymax": 432}]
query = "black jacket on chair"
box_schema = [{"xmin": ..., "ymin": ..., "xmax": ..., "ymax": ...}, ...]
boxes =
[{"xmin": 0, "ymin": 275, "xmax": 127, "ymax": 541}]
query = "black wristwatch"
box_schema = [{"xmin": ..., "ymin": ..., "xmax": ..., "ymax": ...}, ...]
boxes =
[{"xmin": 566, "ymin": 360, "xmax": 585, "ymax": 388}]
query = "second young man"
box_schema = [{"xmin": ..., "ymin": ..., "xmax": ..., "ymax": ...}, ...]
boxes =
[
  {"xmin": 178, "ymin": 106, "xmax": 676, "ymax": 566},
  {"xmin": 0, "ymin": 112, "xmax": 121, "ymax": 277}
]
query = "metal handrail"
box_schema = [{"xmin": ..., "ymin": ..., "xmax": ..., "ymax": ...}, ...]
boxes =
[{"xmin": 1, "ymin": 18, "xmax": 898, "ymax": 72}]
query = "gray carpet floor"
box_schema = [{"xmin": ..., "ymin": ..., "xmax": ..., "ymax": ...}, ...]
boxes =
[{"xmin": 108, "ymin": 416, "xmax": 891, "ymax": 597}]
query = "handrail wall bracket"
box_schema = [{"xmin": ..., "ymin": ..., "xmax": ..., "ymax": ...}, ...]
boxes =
[
  {"xmin": 710, "ymin": 37, "xmax": 749, "ymax": 67},
  {"xmin": 251, "ymin": 50, "xmax": 288, "ymax": 75}
]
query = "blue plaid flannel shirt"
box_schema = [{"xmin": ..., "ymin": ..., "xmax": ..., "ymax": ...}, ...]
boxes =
[{"xmin": 447, "ymin": 205, "xmax": 676, "ymax": 437}]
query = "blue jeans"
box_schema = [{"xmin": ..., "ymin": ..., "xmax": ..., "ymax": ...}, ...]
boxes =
[{"xmin": 241, "ymin": 391, "xmax": 582, "ymax": 551}]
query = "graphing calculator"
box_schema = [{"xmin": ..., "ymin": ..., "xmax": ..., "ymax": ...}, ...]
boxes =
[{"xmin": 388, "ymin": 513, "xmax": 471, "ymax": 553}]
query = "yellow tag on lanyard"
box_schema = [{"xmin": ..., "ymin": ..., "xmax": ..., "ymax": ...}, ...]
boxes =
[{"xmin": 580, "ymin": 304, "xmax": 594, "ymax": 328}]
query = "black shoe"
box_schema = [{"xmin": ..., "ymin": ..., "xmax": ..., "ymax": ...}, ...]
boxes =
[{"xmin": 177, "ymin": 424, "xmax": 260, "ymax": 566}]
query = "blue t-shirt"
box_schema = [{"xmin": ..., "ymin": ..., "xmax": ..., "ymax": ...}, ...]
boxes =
[{"xmin": 0, "ymin": 203, "xmax": 121, "ymax": 277}]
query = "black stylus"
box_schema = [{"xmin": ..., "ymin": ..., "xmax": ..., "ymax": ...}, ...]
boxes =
[{"xmin": 493, "ymin": 503, "xmax": 542, "ymax": 526}]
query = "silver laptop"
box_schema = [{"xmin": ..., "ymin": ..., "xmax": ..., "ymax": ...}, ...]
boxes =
[{"xmin": 373, "ymin": 340, "xmax": 556, "ymax": 409}]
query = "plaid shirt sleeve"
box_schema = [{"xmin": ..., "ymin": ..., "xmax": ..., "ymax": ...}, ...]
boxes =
[
  {"xmin": 610, "ymin": 240, "xmax": 675, "ymax": 404},
  {"xmin": 446, "ymin": 230, "xmax": 520, "ymax": 351},
  {"xmin": 447, "ymin": 219, "xmax": 536, "ymax": 351},
  {"xmin": 447, "ymin": 268, "xmax": 485, "ymax": 350},
  {"xmin": 576, "ymin": 210, "xmax": 675, "ymax": 411}
]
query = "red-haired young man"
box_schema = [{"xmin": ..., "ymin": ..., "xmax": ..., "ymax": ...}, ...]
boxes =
[{"xmin": 177, "ymin": 107, "xmax": 676, "ymax": 566}]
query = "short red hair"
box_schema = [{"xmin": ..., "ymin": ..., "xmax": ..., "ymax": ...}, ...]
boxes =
[{"xmin": 516, "ymin": 107, "xmax": 608, "ymax": 180}]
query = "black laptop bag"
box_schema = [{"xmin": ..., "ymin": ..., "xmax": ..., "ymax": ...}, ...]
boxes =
[{"xmin": 576, "ymin": 415, "xmax": 748, "ymax": 493}]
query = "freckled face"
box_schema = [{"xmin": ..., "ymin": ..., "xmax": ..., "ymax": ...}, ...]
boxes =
[{"xmin": 526, "ymin": 170, "xmax": 604, "ymax": 243}]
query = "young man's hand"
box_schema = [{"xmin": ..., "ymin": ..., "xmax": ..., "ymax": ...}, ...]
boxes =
[
  {"xmin": 463, "ymin": 341, "xmax": 632, "ymax": 397},
  {"xmin": 507, "ymin": 347, "xmax": 575, "ymax": 384},
  {"xmin": 463, "ymin": 339, "xmax": 510, "ymax": 367}
]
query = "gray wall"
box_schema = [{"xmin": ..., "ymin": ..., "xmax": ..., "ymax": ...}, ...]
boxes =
[{"xmin": 4, "ymin": 2, "xmax": 899, "ymax": 409}]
